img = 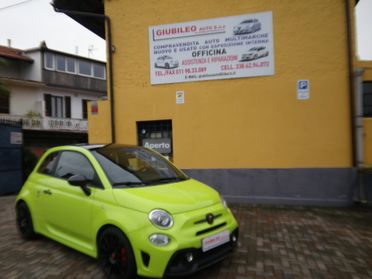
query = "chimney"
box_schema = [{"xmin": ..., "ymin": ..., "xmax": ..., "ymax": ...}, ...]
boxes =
[{"xmin": 7, "ymin": 39, "xmax": 11, "ymax": 47}]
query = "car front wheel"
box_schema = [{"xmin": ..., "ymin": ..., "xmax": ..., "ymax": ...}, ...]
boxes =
[
  {"xmin": 16, "ymin": 201, "xmax": 36, "ymax": 240},
  {"xmin": 98, "ymin": 227, "xmax": 136, "ymax": 279}
]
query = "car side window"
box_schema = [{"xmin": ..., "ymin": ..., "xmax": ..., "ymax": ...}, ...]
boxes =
[
  {"xmin": 38, "ymin": 152, "xmax": 59, "ymax": 175},
  {"xmin": 54, "ymin": 151, "xmax": 101, "ymax": 188}
]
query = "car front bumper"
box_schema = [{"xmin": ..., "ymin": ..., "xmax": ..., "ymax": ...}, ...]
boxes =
[
  {"xmin": 133, "ymin": 204, "xmax": 239, "ymax": 278},
  {"xmin": 164, "ymin": 228, "xmax": 239, "ymax": 277}
]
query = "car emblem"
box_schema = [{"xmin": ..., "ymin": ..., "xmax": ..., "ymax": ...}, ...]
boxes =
[{"xmin": 206, "ymin": 213, "xmax": 214, "ymax": 225}]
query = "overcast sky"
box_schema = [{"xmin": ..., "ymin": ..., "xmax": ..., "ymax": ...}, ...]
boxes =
[
  {"xmin": 355, "ymin": 0, "xmax": 372, "ymax": 60},
  {"xmin": 0, "ymin": 0, "xmax": 106, "ymax": 61},
  {"xmin": 0, "ymin": 0, "xmax": 371, "ymax": 61}
]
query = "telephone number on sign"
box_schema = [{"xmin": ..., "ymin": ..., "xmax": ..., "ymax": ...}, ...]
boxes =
[{"xmin": 221, "ymin": 61, "xmax": 270, "ymax": 70}]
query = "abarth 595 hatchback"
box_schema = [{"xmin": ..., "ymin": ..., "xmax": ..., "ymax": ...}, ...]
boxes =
[{"xmin": 16, "ymin": 144, "xmax": 239, "ymax": 279}]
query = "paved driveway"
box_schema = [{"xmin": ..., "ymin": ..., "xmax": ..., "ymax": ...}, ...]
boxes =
[{"xmin": 1, "ymin": 195, "xmax": 372, "ymax": 279}]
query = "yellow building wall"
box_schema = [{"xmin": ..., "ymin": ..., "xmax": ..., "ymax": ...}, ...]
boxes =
[
  {"xmin": 100, "ymin": 0, "xmax": 353, "ymax": 169},
  {"xmin": 88, "ymin": 100, "xmax": 112, "ymax": 144},
  {"xmin": 364, "ymin": 118, "xmax": 372, "ymax": 166}
]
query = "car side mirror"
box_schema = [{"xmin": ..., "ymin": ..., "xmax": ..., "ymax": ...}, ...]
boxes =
[{"xmin": 68, "ymin": 175, "xmax": 91, "ymax": 196}]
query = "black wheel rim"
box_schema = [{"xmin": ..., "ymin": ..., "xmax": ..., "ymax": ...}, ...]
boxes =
[
  {"xmin": 99, "ymin": 233, "xmax": 129, "ymax": 277},
  {"xmin": 17, "ymin": 206, "xmax": 29, "ymax": 235}
]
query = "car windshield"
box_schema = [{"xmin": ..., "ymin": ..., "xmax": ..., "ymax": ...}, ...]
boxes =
[{"xmin": 91, "ymin": 144, "xmax": 189, "ymax": 188}]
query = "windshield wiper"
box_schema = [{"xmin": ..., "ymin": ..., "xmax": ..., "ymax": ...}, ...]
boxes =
[
  {"xmin": 112, "ymin": 181, "xmax": 146, "ymax": 187},
  {"xmin": 145, "ymin": 177, "xmax": 188, "ymax": 185}
]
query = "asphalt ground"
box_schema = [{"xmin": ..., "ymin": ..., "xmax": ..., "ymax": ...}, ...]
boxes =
[{"xmin": 0, "ymin": 195, "xmax": 372, "ymax": 279}]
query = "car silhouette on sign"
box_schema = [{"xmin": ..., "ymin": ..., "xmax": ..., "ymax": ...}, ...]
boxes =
[
  {"xmin": 240, "ymin": 46, "xmax": 269, "ymax": 61},
  {"xmin": 233, "ymin": 19, "xmax": 261, "ymax": 35},
  {"xmin": 154, "ymin": 55, "xmax": 179, "ymax": 69}
]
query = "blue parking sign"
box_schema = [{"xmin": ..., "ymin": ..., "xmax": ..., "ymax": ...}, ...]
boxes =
[
  {"xmin": 297, "ymin": 80, "xmax": 310, "ymax": 100},
  {"xmin": 298, "ymin": 80, "xmax": 309, "ymax": 91}
]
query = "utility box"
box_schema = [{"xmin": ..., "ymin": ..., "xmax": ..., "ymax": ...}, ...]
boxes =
[{"xmin": 0, "ymin": 121, "xmax": 23, "ymax": 195}]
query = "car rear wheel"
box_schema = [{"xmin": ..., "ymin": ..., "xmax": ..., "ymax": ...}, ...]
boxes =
[
  {"xmin": 98, "ymin": 227, "xmax": 136, "ymax": 279},
  {"xmin": 16, "ymin": 201, "xmax": 36, "ymax": 240},
  {"xmin": 165, "ymin": 63, "xmax": 170, "ymax": 69}
]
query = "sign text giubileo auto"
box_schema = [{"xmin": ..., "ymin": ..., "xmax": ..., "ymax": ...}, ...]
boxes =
[{"xmin": 149, "ymin": 12, "xmax": 274, "ymax": 85}]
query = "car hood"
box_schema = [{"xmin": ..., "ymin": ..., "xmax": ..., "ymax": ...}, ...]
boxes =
[{"xmin": 112, "ymin": 179, "xmax": 221, "ymax": 214}]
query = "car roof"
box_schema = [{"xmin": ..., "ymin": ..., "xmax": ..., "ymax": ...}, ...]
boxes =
[
  {"xmin": 241, "ymin": 19, "xmax": 256, "ymax": 23},
  {"xmin": 59, "ymin": 143, "xmax": 144, "ymax": 151}
]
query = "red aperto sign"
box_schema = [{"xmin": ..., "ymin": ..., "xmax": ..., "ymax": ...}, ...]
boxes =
[{"xmin": 149, "ymin": 11, "xmax": 274, "ymax": 85}]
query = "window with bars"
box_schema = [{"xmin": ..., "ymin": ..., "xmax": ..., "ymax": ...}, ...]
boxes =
[
  {"xmin": 44, "ymin": 94, "xmax": 71, "ymax": 118},
  {"xmin": 364, "ymin": 82, "xmax": 372, "ymax": 117}
]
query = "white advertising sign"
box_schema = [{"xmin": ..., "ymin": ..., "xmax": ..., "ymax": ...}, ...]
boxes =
[
  {"xmin": 149, "ymin": 11, "xmax": 274, "ymax": 85},
  {"xmin": 10, "ymin": 132, "xmax": 23, "ymax": 145},
  {"xmin": 176, "ymin": 91, "xmax": 185, "ymax": 104}
]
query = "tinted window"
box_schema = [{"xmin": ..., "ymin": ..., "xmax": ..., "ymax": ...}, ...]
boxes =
[
  {"xmin": 363, "ymin": 82, "xmax": 372, "ymax": 117},
  {"xmin": 92, "ymin": 145, "xmax": 188, "ymax": 188},
  {"xmin": 38, "ymin": 152, "xmax": 59, "ymax": 175},
  {"xmin": 66, "ymin": 57, "xmax": 75, "ymax": 73},
  {"xmin": 93, "ymin": 64, "xmax": 105, "ymax": 79},
  {"xmin": 79, "ymin": 60, "xmax": 92, "ymax": 76},
  {"xmin": 55, "ymin": 151, "xmax": 100, "ymax": 187},
  {"xmin": 45, "ymin": 53, "xmax": 54, "ymax": 69},
  {"xmin": 56, "ymin": 55, "xmax": 66, "ymax": 71}
]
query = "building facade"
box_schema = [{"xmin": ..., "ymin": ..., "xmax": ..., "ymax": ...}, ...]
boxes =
[
  {"xmin": 0, "ymin": 43, "xmax": 107, "ymax": 192},
  {"xmin": 0, "ymin": 43, "xmax": 106, "ymax": 153},
  {"xmin": 55, "ymin": 0, "xmax": 372, "ymax": 205}
]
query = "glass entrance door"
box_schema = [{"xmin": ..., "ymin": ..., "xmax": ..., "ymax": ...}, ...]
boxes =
[{"xmin": 137, "ymin": 120, "xmax": 173, "ymax": 161}]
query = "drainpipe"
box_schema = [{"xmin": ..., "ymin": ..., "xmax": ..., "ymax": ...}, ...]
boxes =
[
  {"xmin": 344, "ymin": 0, "xmax": 357, "ymax": 168},
  {"xmin": 354, "ymin": 68, "xmax": 364, "ymax": 168},
  {"xmin": 53, "ymin": 7, "xmax": 116, "ymax": 143},
  {"xmin": 344, "ymin": 1, "xmax": 369, "ymax": 203}
]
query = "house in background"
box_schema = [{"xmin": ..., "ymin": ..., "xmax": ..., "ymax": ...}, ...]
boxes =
[
  {"xmin": 0, "ymin": 42, "xmax": 106, "ymax": 192},
  {"xmin": 0, "ymin": 42, "xmax": 106, "ymax": 158}
]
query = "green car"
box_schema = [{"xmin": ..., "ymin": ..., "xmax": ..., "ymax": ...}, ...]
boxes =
[{"xmin": 16, "ymin": 144, "xmax": 239, "ymax": 278}]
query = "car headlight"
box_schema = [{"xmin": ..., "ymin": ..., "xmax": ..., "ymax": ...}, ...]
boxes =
[
  {"xmin": 220, "ymin": 196, "xmax": 228, "ymax": 208},
  {"xmin": 149, "ymin": 209, "xmax": 173, "ymax": 229},
  {"xmin": 149, "ymin": 234, "xmax": 170, "ymax": 246}
]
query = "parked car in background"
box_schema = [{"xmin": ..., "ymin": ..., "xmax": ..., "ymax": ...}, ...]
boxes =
[
  {"xmin": 240, "ymin": 46, "xmax": 269, "ymax": 61},
  {"xmin": 16, "ymin": 144, "xmax": 239, "ymax": 279},
  {"xmin": 154, "ymin": 55, "xmax": 179, "ymax": 69},
  {"xmin": 233, "ymin": 19, "xmax": 261, "ymax": 35}
]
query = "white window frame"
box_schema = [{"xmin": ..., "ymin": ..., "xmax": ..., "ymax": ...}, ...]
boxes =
[
  {"xmin": 44, "ymin": 52, "xmax": 55, "ymax": 70},
  {"xmin": 66, "ymin": 57, "xmax": 76, "ymax": 74},
  {"xmin": 78, "ymin": 59, "xmax": 93, "ymax": 77},
  {"xmin": 55, "ymin": 55, "xmax": 66, "ymax": 73},
  {"xmin": 93, "ymin": 63, "xmax": 106, "ymax": 80}
]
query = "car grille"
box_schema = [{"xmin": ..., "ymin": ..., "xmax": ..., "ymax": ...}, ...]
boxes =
[
  {"xmin": 192, "ymin": 210, "xmax": 228, "ymax": 237},
  {"xmin": 195, "ymin": 222, "xmax": 227, "ymax": 236}
]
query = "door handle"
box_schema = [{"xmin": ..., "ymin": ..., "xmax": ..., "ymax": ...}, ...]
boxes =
[{"xmin": 43, "ymin": 189, "xmax": 52, "ymax": 195}]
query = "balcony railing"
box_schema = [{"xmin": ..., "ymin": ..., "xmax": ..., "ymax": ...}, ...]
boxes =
[{"xmin": 0, "ymin": 114, "xmax": 88, "ymax": 132}]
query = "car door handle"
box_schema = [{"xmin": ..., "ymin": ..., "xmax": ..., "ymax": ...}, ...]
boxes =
[{"xmin": 43, "ymin": 189, "xmax": 52, "ymax": 195}]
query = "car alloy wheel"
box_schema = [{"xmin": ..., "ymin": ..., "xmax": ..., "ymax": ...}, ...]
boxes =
[
  {"xmin": 16, "ymin": 201, "xmax": 36, "ymax": 240},
  {"xmin": 98, "ymin": 227, "xmax": 136, "ymax": 279}
]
